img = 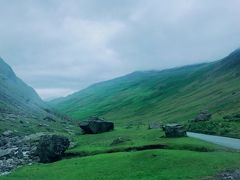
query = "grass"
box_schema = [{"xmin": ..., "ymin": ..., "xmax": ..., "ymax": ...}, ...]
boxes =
[
  {"xmin": 1, "ymin": 128, "xmax": 239, "ymax": 180},
  {"xmin": 1, "ymin": 53, "xmax": 240, "ymax": 179},
  {"xmin": 2, "ymin": 150, "xmax": 240, "ymax": 180},
  {"xmin": 50, "ymin": 56, "xmax": 240, "ymax": 138},
  {"xmin": 68, "ymin": 128, "xmax": 225, "ymax": 154}
]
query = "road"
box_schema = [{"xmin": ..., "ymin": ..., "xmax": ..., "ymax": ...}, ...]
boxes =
[{"xmin": 187, "ymin": 132, "xmax": 240, "ymax": 150}]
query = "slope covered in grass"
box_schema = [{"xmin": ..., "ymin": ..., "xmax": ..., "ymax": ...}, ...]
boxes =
[
  {"xmin": 50, "ymin": 50, "xmax": 240, "ymax": 137},
  {"xmin": 2, "ymin": 128, "xmax": 240, "ymax": 180},
  {"xmin": 3, "ymin": 150, "xmax": 240, "ymax": 180},
  {"xmin": 0, "ymin": 57, "xmax": 75, "ymax": 134}
]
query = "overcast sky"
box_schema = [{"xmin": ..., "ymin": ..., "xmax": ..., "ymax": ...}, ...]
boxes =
[{"xmin": 0, "ymin": 0, "xmax": 240, "ymax": 100}]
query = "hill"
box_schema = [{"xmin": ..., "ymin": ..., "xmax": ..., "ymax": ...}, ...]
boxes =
[
  {"xmin": 50, "ymin": 49, "xmax": 240, "ymax": 137},
  {"xmin": 0, "ymin": 57, "xmax": 75, "ymax": 135}
]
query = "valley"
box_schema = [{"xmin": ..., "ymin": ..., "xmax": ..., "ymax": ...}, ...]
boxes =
[{"xmin": 0, "ymin": 49, "xmax": 240, "ymax": 179}]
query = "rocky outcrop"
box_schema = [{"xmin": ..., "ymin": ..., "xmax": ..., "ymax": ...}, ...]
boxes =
[
  {"xmin": 0, "ymin": 132, "xmax": 70, "ymax": 176},
  {"xmin": 204, "ymin": 169, "xmax": 240, "ymax": 180},
  {"xmin": 79, "ymin": 117, "xmax": 114, "ymax": 134},
  {"xmin": 0, "ymin": 131, "xmax": 40, "ymax": 176},
  {"xmin": 162, "ymin": 124, "xmax": 186, "ymax": 137},
  {"xmin": 36, "ymin": 135, "xmax": 70, "ymax": 163}
]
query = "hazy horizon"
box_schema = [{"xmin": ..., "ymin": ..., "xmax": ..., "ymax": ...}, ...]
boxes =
[{"xmin": 0, "ymin": 0, "xmax": 240, "ymax": 99}]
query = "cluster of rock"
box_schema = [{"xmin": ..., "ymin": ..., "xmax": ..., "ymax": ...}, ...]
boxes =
[
  {"xmin": 79, "ymin": 117, "xmax": 114, "ymax": 134},
  {"xmin": 162, "ymin": 124, "xmax": 186, "ymax": 137},
  {"xmin": 0, "ymin": 131, "xmax": 70, "ymax": 176},
  {"xmin": 0, "ymin": 131, "xmax": 39, "ymax": 176},
  {"xmin": 204, "ymin": 169, "xmax": 240, "ymax": 180}
]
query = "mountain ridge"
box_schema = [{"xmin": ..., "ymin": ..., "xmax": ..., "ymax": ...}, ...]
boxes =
[
  {"xmin": 50, "ymin": 49, "xmax": 240, "ymax": 137},
  {"xmin": 0, "ymin": 57, "xmax": 75, "ymax": 134}
]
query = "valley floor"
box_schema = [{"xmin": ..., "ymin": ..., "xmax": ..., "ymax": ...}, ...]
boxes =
[{"xmin": 1, "ymin": 128, "xmax": 240, "ymax": 180}]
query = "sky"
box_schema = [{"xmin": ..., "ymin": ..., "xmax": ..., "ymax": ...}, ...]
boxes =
[{"xmin": 0, "ymin": 0, "xmax": 240, "ymax": 100}]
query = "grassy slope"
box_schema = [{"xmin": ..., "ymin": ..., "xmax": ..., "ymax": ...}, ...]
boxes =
[
  {"xmin": 50, "ymin": 50, "xmax": 240, "ymax": 137},
  {"xmin": 3, "ymin": 129, "xmax": 240, "ymax": 180},
  {"xmin": 3, "ymin": 150, "xmax": 240, "ymax": 180},
  {"xmin": 0, "ymin": 57, "xmax": 76, "ymax": 135}
]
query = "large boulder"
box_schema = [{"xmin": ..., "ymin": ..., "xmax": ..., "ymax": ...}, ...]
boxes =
[
  {"xmin": 194, "ymin": 111, "xmax": 212, "ymax": 122},
  {"xmin": 163, "ymin": 124, "xmax": 186, "ymax": 137},
  {"xmin": 79, "ymin": 117, "xmax": 114, "ymax": 134},
  {"xmin": 36, "ymin": 135, "xmax": 70, "ymax": 163}
]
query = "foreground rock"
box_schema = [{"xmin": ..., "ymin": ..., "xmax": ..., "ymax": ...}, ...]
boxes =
[
  {"xmin": 37, "ymin": 135, "xmax": 70, "ymax": 163},
  {"xmin": 162, "ymin": 124, "xmax": 186, "ymax": 137},
  {"xmin": 0, "ymin": 132, "xmax": 70, "ymax": 175},
  {"xmin": 203, "ymin": 169, "xmax": 240, "ymax": 180},
  {"xmin": 79, "ymin": 117, "xmax": 114, "ymax": 134},
  {"xmin": 0, "ymin": 131, "xmax": 40, "ymax": 176}
]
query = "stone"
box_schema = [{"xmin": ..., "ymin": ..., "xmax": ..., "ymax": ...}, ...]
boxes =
[
  {"xmin": 148, "ymin": 122, "xmax": 162, "ymax": 129},
  {"xmin": 43, "ymin": 116, "xmax": 56, "ymax": 122},
  {"xmin": 36, "ymin": 135, "xmax": 70, "ymax": 163},
  {"xmin": 162, "ymin": 124, "xmax": 186, "ymax": 137},
  {"xmin": 111, "ymin": 137, "xmax": 130, "ymax": 146},
  {"xmin": 79, "ymin": 117, "xmax": 114, "ymax": 134},
  {"xmin": 2, "ymin": 130, "xmax": 13, "ymax": 137},
  {"xmin": 0, "ymin": 148, "xmax": 17, "ymax": 159},
  {"xmin": 194, "ymin": 110, "xmax": 212, "ymax": 122}
]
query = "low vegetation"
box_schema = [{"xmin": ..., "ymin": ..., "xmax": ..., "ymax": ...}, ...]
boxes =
[{"xmin": 2, "ymin": 128, "xmax": 240, "ymax": 180}]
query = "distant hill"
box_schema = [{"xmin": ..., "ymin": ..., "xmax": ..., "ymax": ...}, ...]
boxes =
[
  {"xmin": 50, "ymin": 49, "xmax": 240, "ymax": 138},
  {"xmin": 0, "ymin": 57, "xmax": 74, "ymax": 135}
]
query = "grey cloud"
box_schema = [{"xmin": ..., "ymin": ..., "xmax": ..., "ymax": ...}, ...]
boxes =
[{"xmin": 0, "ymin": 0, "xmax": 239, "ymax": 99}]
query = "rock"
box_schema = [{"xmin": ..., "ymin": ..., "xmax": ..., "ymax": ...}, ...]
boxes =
[
  {"xmin": 194, "ymin": 110, "xmax": 212, "ymax": 122},
  {"xmin": 0, "ymin": 148, "xmax": 17, "ymax": 159},
  {"xmin": 79, "ymin": 117, "xmax": 114, "ymax": 134},
  {"xmin": 43, "ymin": 116, "xmax": 56, "ymax": 122},
  {"xmin": 204, "ymin": 169, "xmax": 240, "ymax": 180},
  {"xmin": 36, "ymin": 135, "xmax": 70, "ymax": 163},
  {"xmin": 162, "ymin": 124, "xmax": 186, "ymax": 137},
  {"xmin": 2, "ymin": 130, "xmax": 13, "ymax": 137},
  {"xmin": 148, "ymin": 122, "xmax": 162, "ymax": 129},
  {"xmin": 0, "ymin": 138, "xmax": 7, "ymax": 147},
  {"xmin": 0, "ymin": 133, "xmax": 44, "ymax": 175},
  {"xmin": 111, "ymin": 137, "xmax": 130, "ymax": 146}
]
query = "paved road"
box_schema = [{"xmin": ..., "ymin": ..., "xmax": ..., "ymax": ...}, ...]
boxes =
[{"xmin": 187, "ymin": 132, "xmax": 240, "ymax": 150}]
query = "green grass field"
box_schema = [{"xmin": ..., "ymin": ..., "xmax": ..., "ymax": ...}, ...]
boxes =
[
  {"xmin": 2, "ymin": 150, "xmax": 240, "ymax": 180},
  {"xmin": 2, "ymin": 128, "xmax": 240, "ymax": 180}
]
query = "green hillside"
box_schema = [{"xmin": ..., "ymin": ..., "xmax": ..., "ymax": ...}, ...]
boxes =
[
  {"xmin": 50, "ymin": 49, "xmax": 240, "ymax": 137},
  {"xmin": 0, "ymin": 57, "xmax": 75, "ymax": 134}
]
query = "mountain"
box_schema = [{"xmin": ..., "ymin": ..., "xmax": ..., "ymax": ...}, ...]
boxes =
[
  {"xmin": 0, "ymin": 57, "xmax": 74, "ymax": 135},
  {"xmin": 50, "ymin": 49, "xmax": 240, "ymax": 137}
]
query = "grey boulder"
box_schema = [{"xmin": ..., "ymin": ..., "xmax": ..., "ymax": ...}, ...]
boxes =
[
  {"xmin": 163, "ymin": 124, "xmax": 186, "ymax": 137},
  {"xmin": 79, "ymin": 117, "xmax": 114, "ymax": 134},
  {"xmin": 36, "ymin": 135, "xmax": 70, "ymax": 163},
  {"xmin": 194, "ymin": 111, "xmax": 212, "ymax": 122}
]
